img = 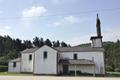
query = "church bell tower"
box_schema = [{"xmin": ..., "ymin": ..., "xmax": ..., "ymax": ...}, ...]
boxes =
[
  {"xmin": 96, "ymin": 14, "xmax": 102, "ymax": 37},
  {"xmin": 90, "ymin": 14, "xmax": 103, "ymax": 48}
]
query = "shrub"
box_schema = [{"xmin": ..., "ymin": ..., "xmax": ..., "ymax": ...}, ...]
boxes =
[
  {"xmin": 77, "ymin": 71, "xmax": 82, "ymax": 75},
  {"xmin": 0, "ymin": 65, "xmax": 8, "ymax": 72},
  {"xmin": 115, "ymin": 68, "xmax": 120, "ymax": 72},
  {"xmin": 106, "ymin": 66, "xmax": 114, "ymax": 71},
  {"xmin": 68, "ymin": 71, "xmax": 75, "ymax": 75},
  {"xmin": 0, "ymin": 62, "xmax": 8, "ymax": 66}
]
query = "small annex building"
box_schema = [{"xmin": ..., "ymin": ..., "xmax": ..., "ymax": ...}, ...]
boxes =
[
  {"xmin": 8, "ymin": 58, "xmax": 21, "ymax": 73},
  {"xmin": 8, "ymin": 15, "xmax": 105, "ymax": 76}
]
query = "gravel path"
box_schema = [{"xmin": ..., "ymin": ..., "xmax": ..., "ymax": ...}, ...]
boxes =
[{"xmin": 0, "ymin": 76, "xmax": 120, "ymax": 80}]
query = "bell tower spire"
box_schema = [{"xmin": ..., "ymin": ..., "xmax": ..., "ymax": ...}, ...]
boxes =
[
  {"xmin": 90, "ymin": 14, "xmax": 103, "ymax": 48},
  {"xmin": 96, "ymin": 14, "xmax": 102, "ymax": 37}
]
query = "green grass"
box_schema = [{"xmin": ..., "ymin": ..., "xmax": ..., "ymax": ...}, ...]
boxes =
[
  {"xmin": 107, "ymin": 72, "xmax": 120, "ymax": 77},
  {"xmin": 0, "ymin": 72, "xmax": 32, "ymax": 76},
  {"xmin": 0, "ymin": 71, "xmax": 120, "ymax": 77}
]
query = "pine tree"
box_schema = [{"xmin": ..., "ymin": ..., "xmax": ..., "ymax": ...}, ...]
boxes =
[
  {"xmin": 45, "ymin": 39, "xmax": 52, "ymax": 47},
  {"xmin": 61, "ymin": 41, "xmax": 68, "ymax": 47}
]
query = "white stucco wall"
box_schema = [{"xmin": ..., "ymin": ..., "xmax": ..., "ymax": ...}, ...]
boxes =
[
  {"xmin": 60, "ymin": 51, "xmax": 105, "ymax": 74},
  {"xmin": 69, "ymin": 65, "xmax": 94, "ymax": 73},
  {"xmin": 21, "ymin": 53, "xmax": 34, "ymax": 72},
  {"xmin": 8, "ymin": 62, "xmax": 20, "ymax": 72},
  {"xmin": 92, "ymin": 39, "xmax": 102, "ymax": 48},
  {"xmin": 34, "ymin": 45, "xmax": 58, "ymax": 74}
]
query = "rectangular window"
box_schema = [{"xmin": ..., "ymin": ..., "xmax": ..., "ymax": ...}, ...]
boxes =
[
  {"xmin": 44, "ymin": 51, "xmax": 47, "ymax": 59},
  {"xmin": 74, "ymin": 54, "xmax": 77, "ymax": 60},
  {"xmin": 29, "ymin": 54, "xmax": 32, "ymax": 60},
  {"xmin": 13, "ymin": 62, "xmax": 16, "ymax": 67}
]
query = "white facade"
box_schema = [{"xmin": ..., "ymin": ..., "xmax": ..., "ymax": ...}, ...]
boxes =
[
  {"xmin": 21, "ymin": 53, "xmax": 34, "ymax": 72},
  {"xmin": 8, "ymin": 59, "xmax": 20, "ymax": 73},
  {"xmin": 59, "ymin": 51, "xmax": 105, "ymax": 74},
  {"xmin": 91, "ymin": 38, "xmax": 102, "ymax": 48},
  {"xmin": 8, "ymin": 45, "xmax": 105, "ymax": 75},
  {"xmin": 34, "ymin": 45, "xmax": 58, "ymax": 74}
]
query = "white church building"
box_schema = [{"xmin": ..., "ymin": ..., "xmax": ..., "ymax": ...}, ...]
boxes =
[{"xmin": 8, "ymin": 15, "xmax": 105, "ymax": 76}]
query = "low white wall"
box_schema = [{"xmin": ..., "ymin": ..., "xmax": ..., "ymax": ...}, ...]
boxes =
[
  {"xmin": 69, "ymin": 65, "xmax": 94, "ymax": 74},
  {"xmin": 8, "ymin": 62, "xmax": 20, "ymax": 72}
]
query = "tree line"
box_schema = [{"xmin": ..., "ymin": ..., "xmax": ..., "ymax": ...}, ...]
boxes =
[
  {"xmin": 103, "ymin": 40, "xmax": 120, "ymax": 72},
  {"xmin": 0, "ymin": 35, "xmax": 70, "ymax": 62}
]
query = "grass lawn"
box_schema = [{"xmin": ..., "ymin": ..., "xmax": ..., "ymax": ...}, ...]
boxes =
[
  {"xmin": 107, "ymin": 72, "xmax": 120, "ymax": 77},
  {"xmin": 0, "ymin": 71, "xmax": 120, "ymax": 77},
  {"xmin": 0, "ymin": 72, "xmax": 32, "ymax": 76}
]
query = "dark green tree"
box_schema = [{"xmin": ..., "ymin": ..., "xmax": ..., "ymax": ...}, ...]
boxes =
[
  {"xmin": 33, "ymin": 37, "xmax": 40, "ymax": 47},
  {"xmin": 39, "ymin": 38, "xmax": 44, "ymax": 47},
  {"xmin": 61, "ymin": 41, "xmax": 68, "ymax": 47},
  {"xmin": 7, "ymin": 49, "xmax": 20, "ymax": 59},
  {"xmin": 23, "ymin": 40, "xmax": 33, "ymax": 48},
  {"xmin": 45, "ymin": 39, "xmax": 52, "ymax": 47},
  {"xmin": 53, "ymin": 40, "xmax": 60, "ymax": 47},
  {"xmin": 13, "ymin": 38, "xmax": 22, "ymax": 51}
]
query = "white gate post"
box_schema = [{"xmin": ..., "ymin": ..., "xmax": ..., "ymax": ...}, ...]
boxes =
[{"xmin": 75, "ymin": 65, "xmax": 77, "ymax": 76}]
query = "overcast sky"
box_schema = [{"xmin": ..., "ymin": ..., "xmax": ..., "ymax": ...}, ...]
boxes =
[{"xmin": 0, "ymin": 0, "xmax": 120, "ymax": 46}]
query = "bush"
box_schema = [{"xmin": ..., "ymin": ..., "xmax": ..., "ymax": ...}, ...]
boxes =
[
  {"xmin": 115, "ymin": 68, "xmax": 120, "ymax": 72},
  {"xmin": 0, "ymin": 62, "xmax": 8, "ymax": 66},
  {"xmin": 68, "ymin": 71, "xmax": 75, "ymax": 75},
  {"xmin": 68, "ymin": 71, "xmax": 92, "ymax": 76},
  {"xmin": 106, "ymin": 66, "xmax": 114, "ymax": 71},
  {"xmin": 77, "ymin": 71, "xmax": 82, "ymax": 75},
  {"xmin": 68, "ymin": 71, "xmax": 81, "ymax": 75},
  {"xmin": 0, "ymin": 65, "xmax": 8, "ymax": 72}
]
